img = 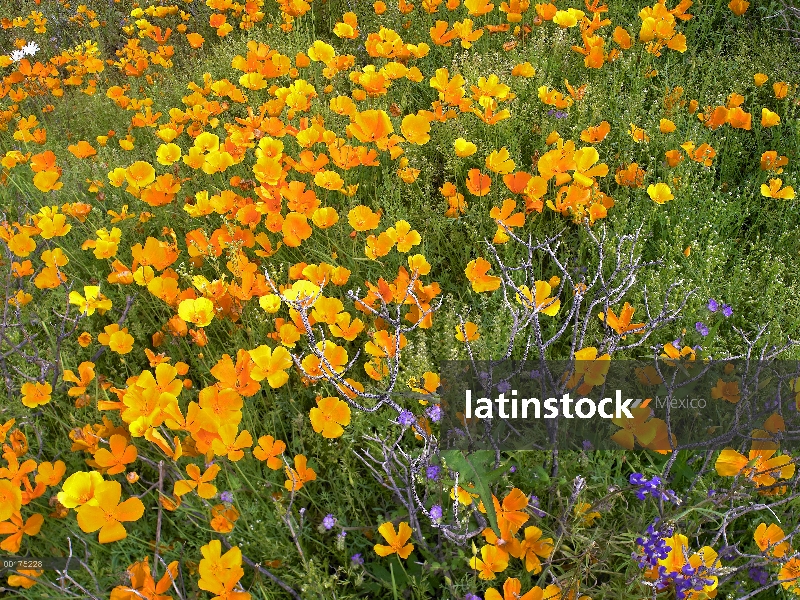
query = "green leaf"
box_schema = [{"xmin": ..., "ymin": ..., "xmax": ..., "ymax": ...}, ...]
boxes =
[
  {"xmin": 441, "ymin": 449, "xmax": 505, "ymax": 533},
  {"xmin": 531, "ymin": 465, "xmax": 551, "ymax": 484}
]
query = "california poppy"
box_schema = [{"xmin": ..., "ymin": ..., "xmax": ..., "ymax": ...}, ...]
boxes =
[{"xmin": 374, "ymin": 521, "xmax": 415, "ymax": 558}]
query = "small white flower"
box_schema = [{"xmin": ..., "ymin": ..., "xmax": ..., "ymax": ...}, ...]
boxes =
[
  {"xmin": 22, "ymin": 42, "xmax": 39, "ymax": 56},
  {"xmin": 10, "ymin": 49, "xmax": 25, "ymax": 62}
]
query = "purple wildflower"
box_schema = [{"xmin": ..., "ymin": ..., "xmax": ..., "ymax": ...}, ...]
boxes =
[
  {"xmin": 695, "ymin": 322, "xmax": 709, "ymax": 337},
  {"xmin": 629, "ymin": 473, "xmax": 677, "ymax": 503},
  {"xmin": 722, "ymin": 304, "xmax": 733, "ymax": 317},
  {"xmin": 707, "ymin": 298, "xmax": 719, "ymax": 312},
  {"xmin": 351, "ymin": 553, "xmax": 364, "ymax": 566},
  {"xmin": 322, "ymin": 514, "xmax": 336, "ymax": 530},
  {"xmin": 430, "ymin": 504, "xmax": 443, "ymax": 521},
  {"xmin": 398, "ymin": 410, "xmax": 415, "ymax": 427},
  {"xmin": 426, "ymin": 465, "xmax": 441, "ymax": 480},
  {"xmin": 529, "ymin": 495, "xmax": 546, "ymax": 517},
  {"xmin": 748, "ymin": 566, "xmax": 769, "ymax": 586},
  {"xmin": 426, "ymin": 404, "xmax": 443, "ymax": 422},
  {"xmin": 496, "ymin": 381, "xmax": 511, "ymax": 394},
  {"xmin": 219, "ymin": 491, "xmax": 233, "ymax": 503}
]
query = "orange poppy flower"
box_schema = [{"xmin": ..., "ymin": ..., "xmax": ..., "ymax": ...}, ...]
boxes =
[
  {"xmin": 465, "ymin": 257, "xmax": 501, "ymax": 292},
  {"xmin": 68, "ymin": 140, "xmax": 97, "ymax": 159},
  {"xmin": 485, "ymin": 578, "xmax": 561, "ymax": 600},
  {"xmin": 374, "ymin": 521, "xmax": 415, "ymax": 558},
  {"xmin": 210, "ymin": 504, "xmax": 240, "ymax": 533},
  {"xmin": 249, "ymin": 344, "xmax": 293, "ymax": 388},
  {"xmin": 0, "ymin": 512, "xmax": 44, "ymax": 553},
  {"xmin": 283, "ymin": 212, "xmax": 313, "ymax": 247},
  {"xmin": 466, "ymin": 168, "xmax": 492, "ymax": 196},
  {"xmin": 310, "ymin": 396, "xmax": 352, "ymax": 438},
  {"xmin": 760, "ymin": 151, "xmax": 789, "ymax": 174},
  {"xmin": 715, "ymin": 442, "xmax": 795, "ymax": 487},
  {"xmin": 456, "ymin": 321, "xmax": 480, "ymax": 342},
  {"xmin": 761, "ymin": 108, "xmax": 781, "ymax": 127},
  {"xmin": 348, "ymin": 110, "xmax": 394, "ymax": 143},
  {"xmin": 728, "ymin": 0, "xmax": 749, "ymax": 14},
  {"xmin": 174, "ymin": 463, "xmax": 220, "ymax": 498},
  {"xmin": 510, "ymin": 526, "xmax": 555, "ymax": 574},
  {"xmin": 483, "ymin": 144, "xmax": 516, "ymax": 174},
  {"xmin": 186, "ymin": 32, "xmax": 204, "ymax": 48},
  {"xmin": 253, "ymin": 435, "xmax": 286, "ymax": 469},
  {"xmin": 761, "ymin": 178, "xmax": 795, "ymax": 200},
  {"xmin": 711, "ymin": 379, "xmax": 740, "ymax": 403},
  {"xmin": 348, "ymin": 205, "xmax": 381, "ymax": 231},
  {"xmin": 110, "ymin": 558, "xmax": 179, "ymax": 600},
  {"xmin": 401, "ymin": 113, "xmax": 432, "ymax": 145},
  {"xmin": 598, "ymin": 302, "xmax": 645, "ymax": 335},
  {"xmin": 284, "ymin": 454, "xmax": 317, "ymax": 491},
  {"xmin": 35, "ymin": 460, "xmax": 66, "ymax": 487},
  {"xmin": 33, "ymin": 170, "xmax": 63, "ymax": 192},
  {"xmin": 98, "ymin": 324, "xmax": 134, "ymax": 354},
  {"xmin": 178, "ymin": 297, "xmax": 215, "ymax": 327},
  {"xmin": 491, "ymin": 488, "xmax": 529, "ymax": 537},
  {"xmin": 93, "ymin": 435, "xmax": 137, "ymax": 475},
  {"xmin": 754, "ymin": 523, "xmax": 789, "ymax": 557},
  {"xmin": 0, "ymin": 480, "xmax": 22, "ymax": 521},
  {"xmin": 490, "ymin": 199, "xmax": 525, "ymax": 243},
  {"xmin": 20, "ymin": 382, "xmax": 52, "ymax": 408},
  {"xmin": 211, "ymin": 424, "xmax": 253, "ymax": 461},
  {"xmin": 580, "ymin": 121, "xmax": 610, "ymax": 143},
  {"xmin": 76, "ymin": 480, "xmax": 145, "ymax": 543},
  {"xmin": 470, "ymin": 544, "xmax": 509, "ymax": 579}
]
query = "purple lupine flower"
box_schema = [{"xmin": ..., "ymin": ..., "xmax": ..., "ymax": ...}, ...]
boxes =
[
  {"xmin": 351, "ymin": 553, "xmax": 364, "ymax": 565},
  {"xmin": 430, "ymin": 504, "xmax": 443, "ymax": 521},
  {"xmin": 426, "ymin": 404, "xmax": 443, "ymax": 422},
  {"xmin": 630, "ymin": 474, "xmax": 676, "ymax": 503},
  {"xmin": 322, "ymin": 514, "xmax": 336, "ymax": 530},
  {"xmin": 398, "ymin": 410, "xmax": 415, "ymax": 427},
  {"xmin": 695, "ymin": 322, "xmax": 709, "ymax": 336},
  {"xmin": 633, "ymin": 519, "xmax": 673, "ymax": 570},
  {"xmin": 426, "ymin": 465, "xmax": 441, "ymax": 480},
  {"xmin": 219, "ymin": 491, "xmax": 234, "ymax": 503},
  {"xmin": 496, "ymin": 381, "xmax": 511, "ymax": 394},
  {"xmin": 722, "ymin": 304, "xmax": 733, "ymax": 317},
  {"xmin": 748, "ymin": 566, "xmax": 769, "ymax": 586},
  {"xmin": 635, "ymin": 520, "xmax": 718, "ymax": 599},
  {"xmin": 707, "ymin": 298, "xmax": 719, "ymax": 312}
]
